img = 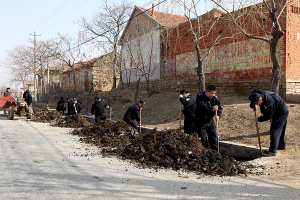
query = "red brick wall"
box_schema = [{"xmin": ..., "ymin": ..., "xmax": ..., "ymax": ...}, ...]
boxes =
[{"xmin": 160, "ymin": 3, "xmax": 291, "ymax": 97}]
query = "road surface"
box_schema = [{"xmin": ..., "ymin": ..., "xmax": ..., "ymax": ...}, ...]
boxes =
[{"xmin": 0, "ymin": 114, "xmax": 299, "ymax": 199}]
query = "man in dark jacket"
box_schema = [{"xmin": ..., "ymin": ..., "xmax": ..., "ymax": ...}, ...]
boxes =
[
  {"xmin": 123, "ymin": 100, "xmax": 145, "ymax": 131},
  {"xmin": 56, "ymin": 97, "xmax": 66, "ymax": 114},
  {"xmin": 22, "ymin": 90, "xmax": 32, "ymax": 106},
  {"xmin": 249, "ymin": 89, "xmax": 289, "ymax": 157},
  {"xmin": 67, "ymin": 98, "xmax": 73, "ymax": 115},
  {"xmin": 179, "ymin": 89, "xmax": 196, "ymax": 134},
  {"xmin": 91, "ymin": 96, "xmax": 109, "ymax": 123},
  {"xmin": 195, "ymin": 85, "xmax": 223, "ymax": 151},
  {"xmin": 68, "ymin": 98, "xmax": 81, "ymax": 115}
]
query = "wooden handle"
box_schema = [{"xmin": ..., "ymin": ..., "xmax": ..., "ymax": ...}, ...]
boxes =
[
  {"xmin": 254, "ymin": 108, "xmax": 262, "ymax": 153},
  {"xmin": 215, "ymin": 110, "xmax": 219, "ymax": 153},
  {"xmin": 139, "ymin": 108, "xmax": 142, "ymax": 132}
]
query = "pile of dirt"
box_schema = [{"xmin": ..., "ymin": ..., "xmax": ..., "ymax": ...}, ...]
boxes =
[
  {"xmin": 72, "ymin": 120, "xmax": 136, "ymax": 148},
  {"xmin": 32, "ymin": 109, "xmax": 63, "ymax": 123},
  {"xmin": 55, "ymin": 114, "xmax": 90, "ymax": 128},
  {"xmin": 72, "ymin": 120, "xmax": 249, "ymax": 176}
]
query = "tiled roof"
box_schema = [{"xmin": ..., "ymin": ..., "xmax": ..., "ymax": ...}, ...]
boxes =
[
  {"xmin": 63, "ymin": 55, "xmax": 106, "ymax": 72},
  {"xmin": 139, "ymin": 6, "xmax": 187, "ymax": 27}
]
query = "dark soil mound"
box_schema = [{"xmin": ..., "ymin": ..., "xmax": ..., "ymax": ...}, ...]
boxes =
[
  {"xmin": 32, "ymin": 109, "xmax": 63, "ymax": 123},
  {"xmin": 72, "ymin": 120, "xmax": 136, "ymax": 148},
  {"xmin": 55, "ymin": 114, "xmax": 90, "ymax": 128},
  {"xmin": 72, "ymin": 121, "xmax": 247, "ymax": 176}
]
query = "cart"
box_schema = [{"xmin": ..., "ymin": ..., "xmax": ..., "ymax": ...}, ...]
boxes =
[{"xmin": 0, "ymin": 92, "xmax": 31, "ymax": 120}]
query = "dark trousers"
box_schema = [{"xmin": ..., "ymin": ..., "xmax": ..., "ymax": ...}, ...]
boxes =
[
  {"xmin": 269, "ymin": 112, "xmax": 288, "ymax": 153},
  {"xmin": 184, "ymin": 117, "xmax": 195, "ymax": 134},
  {"xmin": 124, "ymin": 118, "xmax": 138, "ymax": 131},
  {"xmin": 197, "ymin": 121, "xmax": 218, "ymax": 150},
  {"xmin": 95, "ymin": 115, "xmax": 106, "ymax": 124}
]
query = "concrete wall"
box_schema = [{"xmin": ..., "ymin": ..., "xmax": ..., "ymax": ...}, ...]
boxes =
[{"xmin": 121, "ymin": 30, "xmax": 161, "ymax": 83}]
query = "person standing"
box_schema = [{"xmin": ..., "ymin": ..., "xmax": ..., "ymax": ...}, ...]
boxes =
[
  {"xmin": 123, "ymin": 100, "xmax": 145, "ymax": 131},
  {"xmin": 91, "ymin": 96, "xmax": 109, "ymax": 123},
  {"xmin": 3, "ymin": 88, "xmax": 11, "ymax": 114},
  {"xmin": 56, "ymin": 96, "xmax": 66, "ymax": 114},
  {"xmin": 69, "ymin": 98, "xmax": 81, "ymax": 115},
  {"xmin": 195, "ymin": 85, "xmax": 222, "ymax": 151},
  {"xmin": 249, "ymin": 89, "xmax": 289, "ymax": 157},
  {"xmin": 67, "ymin": 98, "xmax": 73, "ymax": 115},
  {"xmin": 22, "ymin": 90, "xmax": 32, "ymax": 106},
  {"xmin": 179, "ymin": 89, "xmax": 196, "ymax": 134}
]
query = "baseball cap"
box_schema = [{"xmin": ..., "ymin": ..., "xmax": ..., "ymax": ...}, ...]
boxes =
[
  {"xmin": 249, "ymin": 92, "xmax": 261, "ymax": 108},
  {"xmin": 73, "ymin": 98, "xmax": 77, "ymax": 101},
  {"xmin": 95, "ymin": 96, "xmax": 100, "ymax": 101},
  {"xmin": 180, "ymin": 89, "xmax": 188, "ymax": 94},
  {"xmin": 139, "ymin": 100, "xmax": 145, "ymax": 106}
]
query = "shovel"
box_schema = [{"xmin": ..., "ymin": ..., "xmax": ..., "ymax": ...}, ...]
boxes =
[
  {"xmin": 139, "ymin": 108, "xmax": 142, "ymax": 133},
  {"xmin": 253, "ymin": 107, "xmax": 262, "ymax": 155},
  {"xmin": 215, "ymin": 110, "xmax": 219, "ymax": 153}
]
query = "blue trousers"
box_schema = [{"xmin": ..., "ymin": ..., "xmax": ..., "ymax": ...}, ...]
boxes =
[{"xmin": 269, "ymin": 112, "xmax": 289, "ymax": 153}]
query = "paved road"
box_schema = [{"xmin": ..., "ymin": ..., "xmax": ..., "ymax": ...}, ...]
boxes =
[{"xmin": 1, "ymin": 115, "xmax": 300, "ymax": 200}]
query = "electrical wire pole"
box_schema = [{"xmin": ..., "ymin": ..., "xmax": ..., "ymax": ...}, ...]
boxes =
[{"xmin": 31, "ymin": 31, "xmax": 41, "ymax": 102}]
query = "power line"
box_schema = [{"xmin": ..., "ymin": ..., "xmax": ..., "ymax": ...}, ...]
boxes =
[
  {"xmin": 35, "ymin": 0, "xmax": 71, "ymax": 30},
  {"xmin": 41, "ymin": 0, "xmax": 89, "ymax": 34},
  {"xmin": 70, "ymin": 0, "xmax": 168, "ymax": 51}
]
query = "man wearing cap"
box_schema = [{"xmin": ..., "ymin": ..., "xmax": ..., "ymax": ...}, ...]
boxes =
[
  {"xmin": 195, "ymin": 85, "xmax": 222, "ymax": 151},
  {"xmin": 69, "ymin": 98, "xmax": 81, "ymax": 115},
  {"xmin": 91, "ymin": 96, "xmax": 109, "ymax": 123},
  {"xmin": 67, "ymin": 98, "xmax": 73, "ymax": 115},
  {"xmin": 123, "ymin": 100, "xmax": 145, "ymax": 131},
  {"xmin": 249, "ymin": 89, "xmax": 289, "ymax": 157},
  {"xmin": 179, "ymin": 89, "xmax": 196, "ymax": 134}
]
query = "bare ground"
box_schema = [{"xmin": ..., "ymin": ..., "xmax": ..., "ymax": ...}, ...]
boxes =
[{"xmin": 104, "ymin": 88, "xmax": 300, "ymax": 189}]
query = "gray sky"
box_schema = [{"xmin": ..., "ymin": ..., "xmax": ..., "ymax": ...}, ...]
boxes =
[{"xmin": 0, "ymin": 0, "xmax": 156, "ymax": 91}]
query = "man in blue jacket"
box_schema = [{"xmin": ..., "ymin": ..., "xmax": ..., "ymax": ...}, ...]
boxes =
[
  {"xmin": 123, "ymin": 100, "xmax": 145, "ymax": 131},
  {"xmin": 249, "ymin": 89, "xmax": 289, "ymax": 157},
  {"xmin": 195, "ymin": 85, "xmax": 222, "ymax": 151}
]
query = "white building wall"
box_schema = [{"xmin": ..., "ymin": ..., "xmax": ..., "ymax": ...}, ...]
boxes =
[{"xmin": 121, "ymin": 30, "xmax": 160, "ymax": 83}]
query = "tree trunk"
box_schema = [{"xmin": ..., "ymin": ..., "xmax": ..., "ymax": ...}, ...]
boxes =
[
  {"xmin": 269, "ymin": 38, "xmax": 281, "ymax": 94},
  {"xmin": 72, "ymin": 66, "xmax": 77, "ymax": 97},
  {"xmin": 134, "ymin": 79, "xmax": 141, "ymax": 103},
  {"xmin": 195, "ymin": 46, "xmax": 205, "ymax": 92}
]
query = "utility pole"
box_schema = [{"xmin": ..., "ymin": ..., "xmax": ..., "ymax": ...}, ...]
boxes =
[
  {"xmin": 47, "ymin": 55, "xmax": 50, "ymax": 105},
  {"xmin": 31, "ymin": 31, "xmax": 41, "ymax": 102}
]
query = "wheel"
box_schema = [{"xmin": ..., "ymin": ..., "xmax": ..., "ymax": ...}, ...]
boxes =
[
  {"xmin": 26, "ymin": 106, "xmax": 32, "ymax": 119},
  {"xmin": 8, "ymin": 106, "xmax": 14, "ymax": 120}
]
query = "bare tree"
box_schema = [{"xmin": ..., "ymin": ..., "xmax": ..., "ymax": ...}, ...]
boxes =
[
  {"xmin": 79, "ymin": 0, "xmax": 132, "ymax": 89},
  {"xmin": 174, "ymin": 0, "xmax": 234, "ymax": 92},
  {"xmin": 54, "ymin": 33, "xmax": 90, "ymax": 97},
  {"xmin": 5, "ymin": 45, "xmax": 34, "ymax": 85},
  {"xmin": 211, "ymin": 0, "xmax": 288, "ymax": 93}
]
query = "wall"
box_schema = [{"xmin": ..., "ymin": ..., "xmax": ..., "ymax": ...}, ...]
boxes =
[
  {"xmin": 285, "ymin": 1, "xmax": 300, "ymax": 101},
  {"xmin": 159, "ymin": 5, "xmax": 293, "ymax": 98},
  {"xmin": 121, "ymin": 30, "xmax": 161, "ymax": 83}
]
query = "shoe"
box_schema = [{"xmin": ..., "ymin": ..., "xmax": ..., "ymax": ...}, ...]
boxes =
[
  {"xmin": 262, "ymin": 151, "xmax": 276, "ymax": 157},
  {"xmin": 277, "ymin": 146, "xmax": 286, "ymax": 150}
]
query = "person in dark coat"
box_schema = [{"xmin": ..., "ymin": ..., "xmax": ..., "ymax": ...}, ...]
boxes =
[
  {"xmin": 195, "ymin": 85, "xmax": 223, "ymax": 151},
  {"xmin": 91, "ymin": 96, "xmax": 109, "ymax": 123},
  {"xmin": 67, "ymin": 98, "xmax": 73, "ymax": 115},
  {"xmin": 249, "ymin": 89, "xmax": 289, "ymax": 157},
  {"xmin": 56, "ymin": 96, "xmax": 66, "ymax": 114},
  {"xmin": 22, "ymin": 90, "xmax": 32, "ymax": 106},
  {"xmin": 3, "ymin": 88, "xmax": 10, "ymax": 114},
  {"xmin": 123, "ymin": 100, "xmax": 145, "ymax": 131},
  {"xmin": 179, "ymin": 89, "xmax": 196, "ymax": 134},
  {"xmin": 68, "ymin": 98, "xmax": 81, "ymax": 115}
]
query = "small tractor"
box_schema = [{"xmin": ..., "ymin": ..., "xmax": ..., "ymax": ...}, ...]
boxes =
[{"xmin": 0, "ymin": 92, "xmax": 32, "ymax": 120}]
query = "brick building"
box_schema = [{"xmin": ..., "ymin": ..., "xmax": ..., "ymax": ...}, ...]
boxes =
[
  {"xmin": 61, "ymin": 53, "xmax": 119, "ymax": 93},
  {"xmin": 121, "ymin": 2, "xmax": 300, "ymax": 102},
  {"xmin": 119, "ymin": 5, "xmax": 187, "ymax": 84}
]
